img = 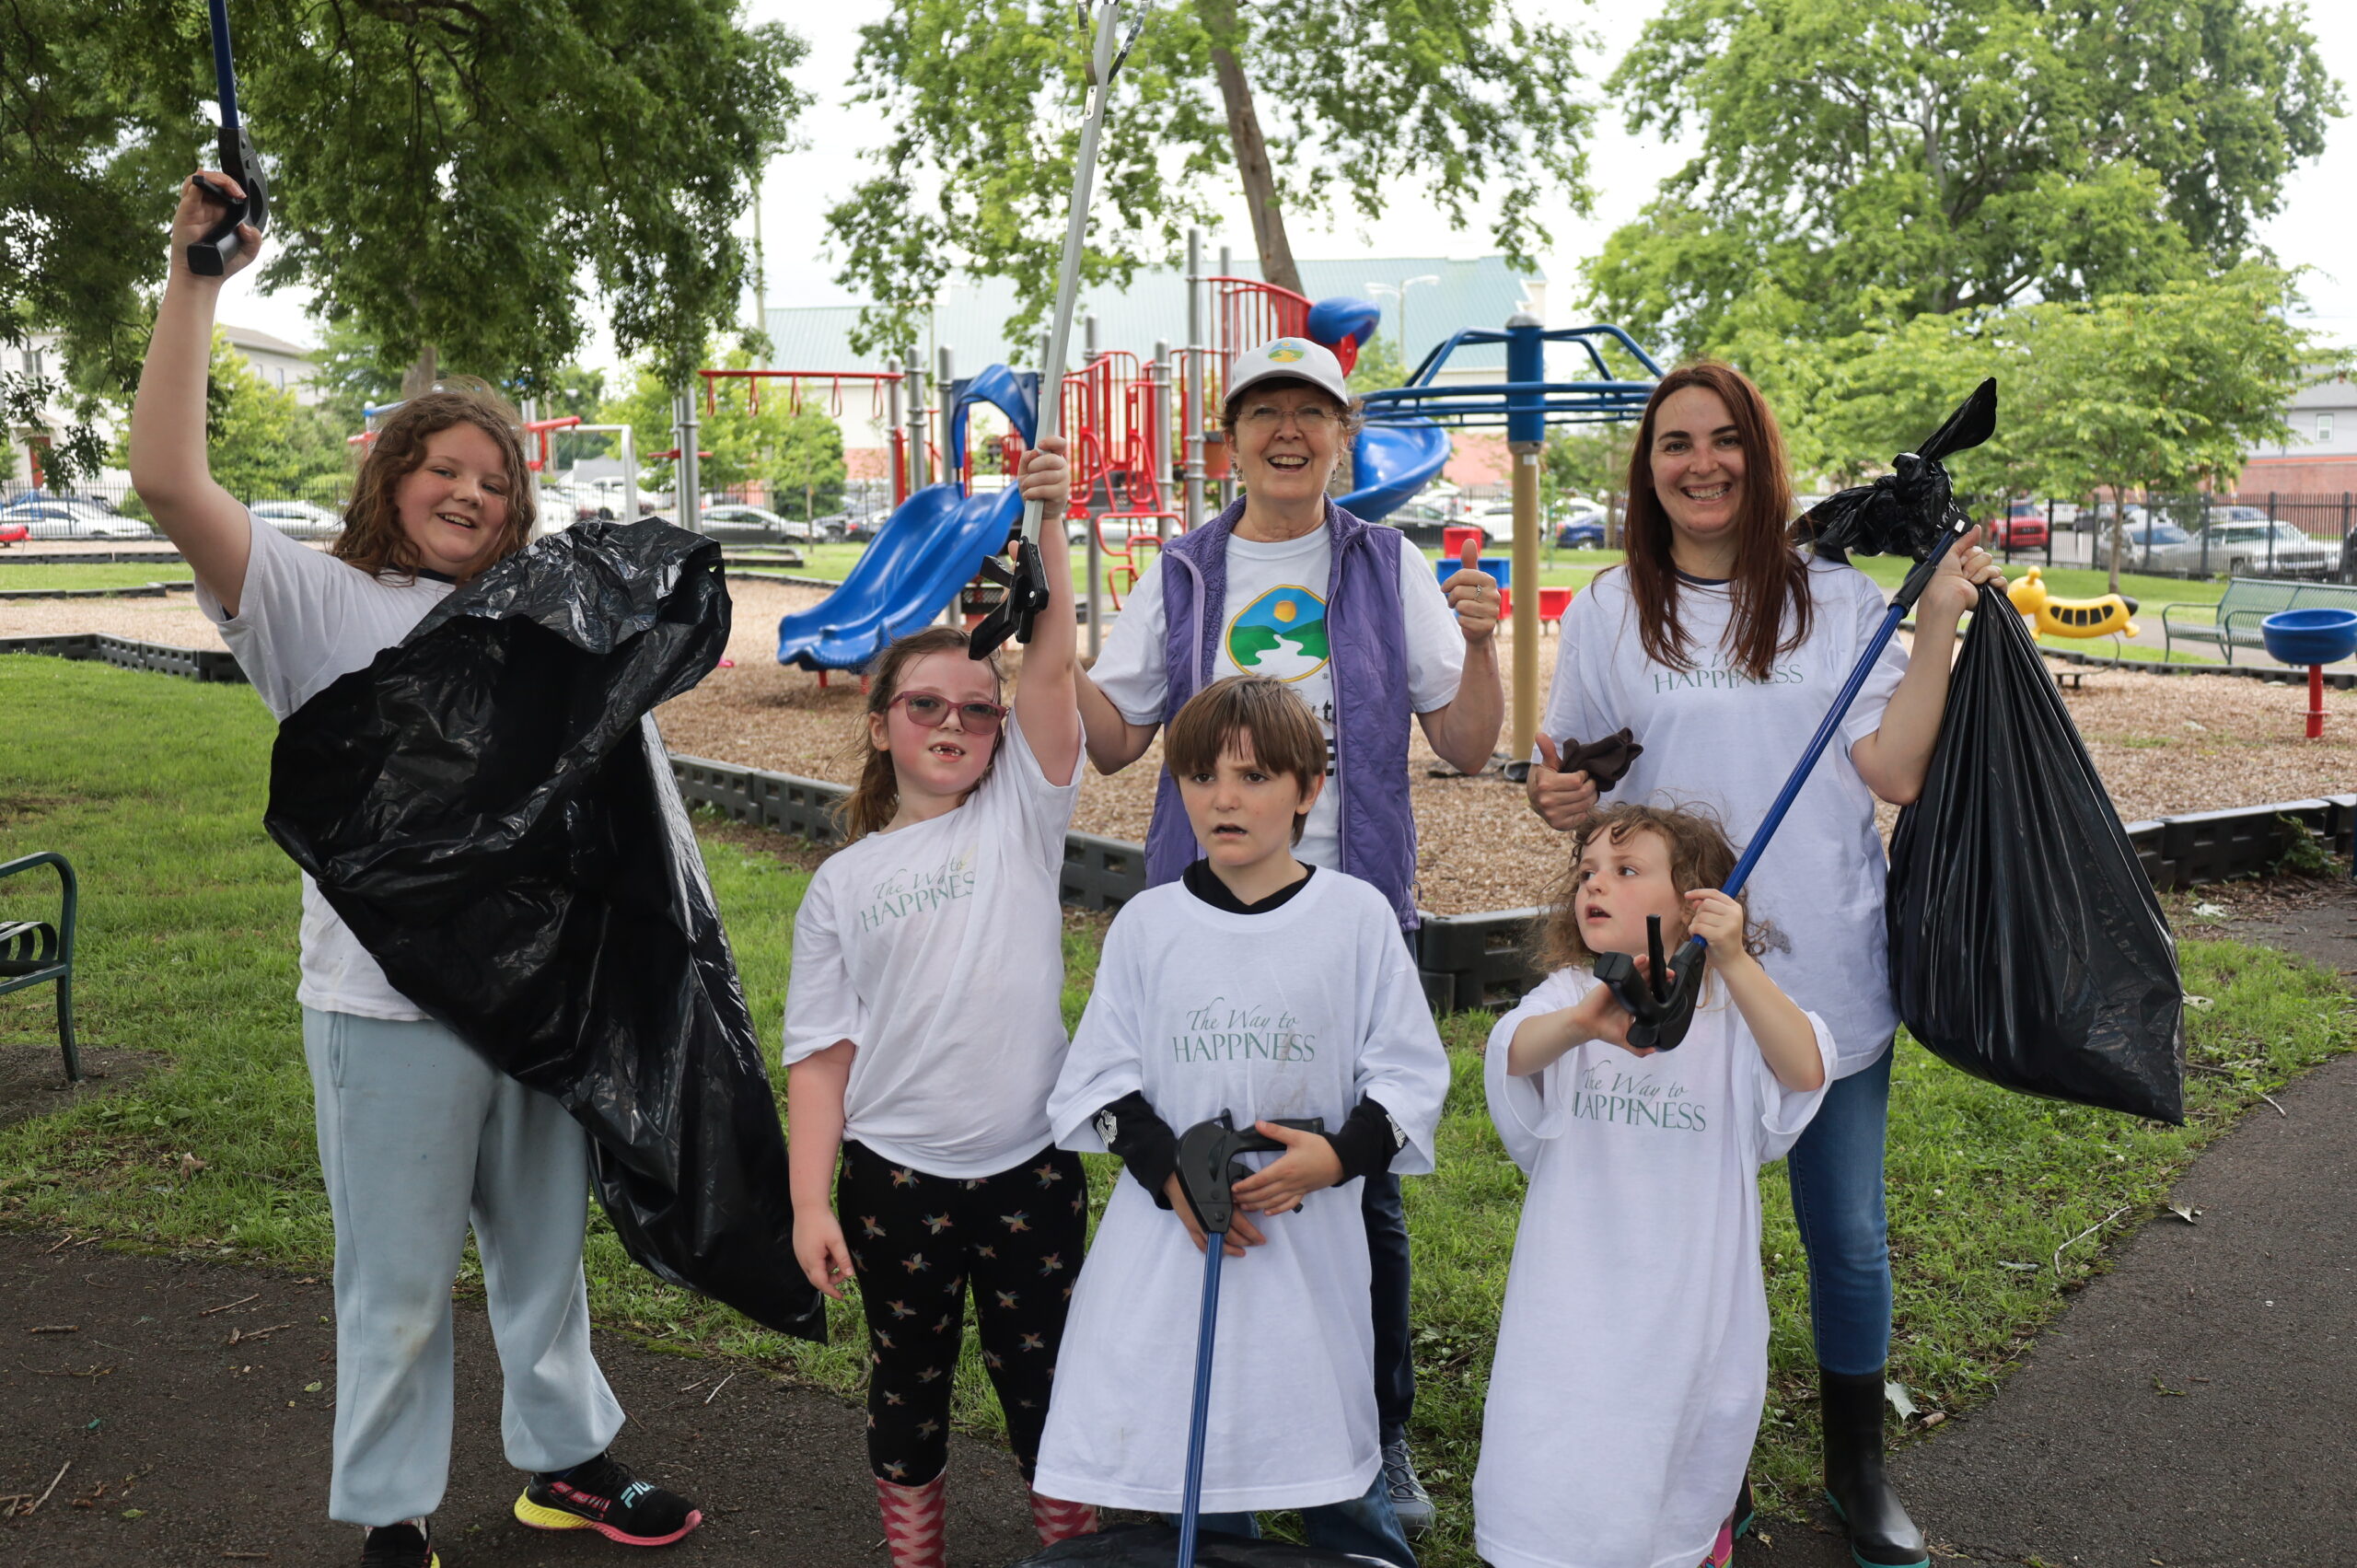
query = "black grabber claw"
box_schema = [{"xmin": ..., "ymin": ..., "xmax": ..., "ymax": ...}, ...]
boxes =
[
  {"xmin": 1592, "ymin": 915, "xmax": 1709, "ymax": 1052},
  {"xmin": 966, "ymin": 539, "xmax": 1051, "ymax": 659},
  {"xmin": 188, "ymin": 0, "xmax": 269, "ymax": 277}
]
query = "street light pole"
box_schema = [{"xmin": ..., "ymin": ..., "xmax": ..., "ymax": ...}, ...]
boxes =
[{"xmin": 1366, "ymin": 274, "xmax": 1439, "ymax": 377}]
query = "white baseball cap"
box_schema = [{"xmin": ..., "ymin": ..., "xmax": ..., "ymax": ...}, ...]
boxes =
[{"xmin": 1225, "ymin": 337, "xmax": 1351, "ymax": 408}]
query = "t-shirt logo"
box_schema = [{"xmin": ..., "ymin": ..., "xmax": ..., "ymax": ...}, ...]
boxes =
[
  {"xmin": 1267, "ymin": 343, "xmax": 1306, "ymax": 362},
  {"xmin": 1226, "ymin": 585, "xmax": 1329, "ymax": 681}
]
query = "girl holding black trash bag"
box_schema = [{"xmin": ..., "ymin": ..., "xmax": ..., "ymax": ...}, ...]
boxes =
[
  {"xmin": 1523, "ymin": 363, "xmax": 2001, "ymax": 1568},
  {"xmin": 781, "ymin": 449, "xmax": 1089, "ymax": 1568},
  {"xmin": 127, "ymin": 175, "xmax": 702, "ymax": 1568}
]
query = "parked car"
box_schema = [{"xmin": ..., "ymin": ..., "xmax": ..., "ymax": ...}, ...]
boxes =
[
  {"xmin": 248, "ymin": 499, "xmax": 345, "ymax": 536},
  {"xmin": 808, "ymin": 511, "xmax": 853, "ymax": 542},
  {"xmin": 1984, "ymin": 499, "xmax": 2049, "ymax": 551},
  {"xmin": 2185, "ymin": 520, "xmax": 2337, "ymax": 578},
  {"xmin": 2094, "ymin": 520, "xmax": 2200, "ymax": 574},
  {"xmin": 701, "ymin": 503, "xmax": 816, "ymax": 543},
  {"xmin": 3, "ymin": 501, "xmax": 152, "ymax": 540},
  {"xmin": 1385, "ymin": 502, "xmax": 1462, "ymax": 550},
  {"xmin": 1555, "ymin": 516, "xmax": 1605, "ymax": 549}
]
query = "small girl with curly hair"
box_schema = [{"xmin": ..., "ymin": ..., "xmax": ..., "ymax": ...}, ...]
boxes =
[{"xmin": 1473, "ymin": 802, "xmax": 1834, "ymax": 1568}]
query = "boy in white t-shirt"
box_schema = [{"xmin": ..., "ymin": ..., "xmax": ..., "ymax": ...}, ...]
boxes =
[
  {"xmin": 1036, "ymin": 677, "xmax": 1449, "ymax": 1568},
  {"xmin": 1476, "ymin": 803, "xmax": 1834, "ymax": 1568}
]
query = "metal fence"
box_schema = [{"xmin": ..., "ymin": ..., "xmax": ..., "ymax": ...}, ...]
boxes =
[{"xmin": 1965, "ymin": 491, "xmax": 2356, "ymax": 583}]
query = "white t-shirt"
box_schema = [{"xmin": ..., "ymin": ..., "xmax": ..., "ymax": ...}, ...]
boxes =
[
  {"xmin": 782, "ymin": 711, "xmax": 1082, "ymax": 1179},
  {"xmin": 1032, "ymin": 871, "xmax": 1450, "ymax": 1514},
  {"xmin": 1537, "ymin": 560, "xmax": 1906, "ymax": 1075},
  {"xmin": 199, "ymin": 511, "xmax": 455, "ymax": 1021},
  {"xmin": 1089, "ymin": 525, "xmax": 1465, "ymax": 871},
  {"xmin": 1474, "ymin": 968, "xmax": 1835, "ymax": 1568}
]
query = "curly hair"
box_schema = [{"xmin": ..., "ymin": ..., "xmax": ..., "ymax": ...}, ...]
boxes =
[
  {"xmin": 332, "ymin": 378, "xmax": 536, "ymax": 582},
  {"xmin": 836, "ymin": 626, "xmax": 1007, "ymax": 841},
  {"xmin": 1530, "ymin": 800, "xmax": 1769, "ymax": 973}
]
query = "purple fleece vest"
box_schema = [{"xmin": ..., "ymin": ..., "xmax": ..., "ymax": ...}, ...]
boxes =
[{"xmin": 1144, "ymin": 497, "xmax": 1421, "ymax": 930}]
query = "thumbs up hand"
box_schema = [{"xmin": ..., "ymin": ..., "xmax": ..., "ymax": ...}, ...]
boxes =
[{"xmin": 1441, "ymin": 539, "xmax": 1498, "ymax": 645}]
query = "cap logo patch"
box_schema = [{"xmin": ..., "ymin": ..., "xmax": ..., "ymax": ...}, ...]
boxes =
[{"xmin": 1267, "ymin": 343, "xmax": 1306, "ymax": 362}]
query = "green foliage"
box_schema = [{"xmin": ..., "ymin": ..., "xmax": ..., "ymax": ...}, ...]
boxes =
[
  {"xmin": 110, "ymin": 329, "xmax": 350, "ymax": 502},
  {"xmin": 1588, "ymin": 0, "xmax": 2341, "ymax": 356},
  {"xmin": 306, "ymin": 318, "xmax": 407, "ymax": 436},
  {"xmin": 1347, "ymin": 332, "xmax": 1409, "ymax": 396},
  {"xmin": 601, "ymin": 344, "xmax": 847, "ymax": 508},
  {"xmin": 1736, "ymin": 266, "xmax": 2316, "ymax": 521},
  {"xmin": 829, "ymin": 1, "xmax": 1594, "ymax": 356},
  {"xmin": 1541, "ymin": 425, "xmax": 1632, "ymax": 504},
  {"xmin": 2, "ymin": 0, "xmax": 809, "ymax": 395},
  {"xmin": 1, "ymin": 370, "xmax": 110, "ymax": 488}
]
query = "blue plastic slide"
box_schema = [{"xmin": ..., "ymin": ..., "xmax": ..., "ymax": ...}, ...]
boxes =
[
  {"xmin": 775, "ymin": 366, "xmax": 1038, "ymax": 672},
  {"xmin": 1338, "ymin": 417, "xmax": 1452, "ymax": 521}
]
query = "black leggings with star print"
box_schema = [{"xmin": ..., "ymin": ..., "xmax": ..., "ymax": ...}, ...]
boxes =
[{"xmin": 839, "ymin": 1139, "xmax": 1089, "ymax": 1486}]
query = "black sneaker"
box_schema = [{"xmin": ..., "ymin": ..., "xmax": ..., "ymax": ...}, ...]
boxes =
[
  {"xmin": 360, "ymin": 1519, "xmax": 438, "ymax": 1568},
  {"xmin": 515, "ymin": 1452, "xmax": 702, "ymax": 1546},
  {"xmin": 1380, "ymin": 1435, "xmax": 1435, "ymax": 1538}
]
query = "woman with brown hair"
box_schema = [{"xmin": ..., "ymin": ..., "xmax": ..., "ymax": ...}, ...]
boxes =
[
  {"xmin": 129, "ymin": 171, "xmax": 702, "ymax": 1568},
  {"xmin": 1523, "ymin": 362, "xmax": 2000, "ymax": 1568}
]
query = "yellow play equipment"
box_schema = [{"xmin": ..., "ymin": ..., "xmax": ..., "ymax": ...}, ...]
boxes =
[{"xmin": 2006, "ymin": 567, "xmax": 2139, "ymax": 639}]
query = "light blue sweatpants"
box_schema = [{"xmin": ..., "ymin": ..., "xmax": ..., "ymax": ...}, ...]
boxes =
[{"xmin": 305, "ymin": 1007, "xmax": 624, "ymax": 1526}]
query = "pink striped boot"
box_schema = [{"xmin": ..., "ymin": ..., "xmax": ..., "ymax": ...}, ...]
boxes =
[
  {"xmin": 1029, "ymin": 1490, "xmax": 1099, "ymax": 1547},
  {"xmin": 876, "ymin": 1472, "xmax": 947, "ymax": 1568}
]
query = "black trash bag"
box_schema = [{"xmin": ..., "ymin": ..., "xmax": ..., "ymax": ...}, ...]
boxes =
[
  {"xmin": 1800, "ymin": 378, "xmax": 1999, "ymax": 562},
  {"xmin": 1011, "ymin": 1523, "xmax": 1393, "ymax": 1568},
  {"xmin": 1886, "ymin": 581, "xmax": 2184, "ymax": 1123},
  {"xmin": 264, "ymin": 519, "xmax": 826, "ymax": 1339}
]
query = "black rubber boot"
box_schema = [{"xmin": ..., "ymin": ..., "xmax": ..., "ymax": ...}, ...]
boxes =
[
  {"xmin": 1732, "ymin": 1472, "xmax": 1756, "ymax": 1540},
  {"xmin": 1820, "ymin": 1368, "xmax": 1927, "ymax": 1568}
]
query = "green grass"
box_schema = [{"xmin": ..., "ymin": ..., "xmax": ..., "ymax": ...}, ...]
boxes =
[
  {"xmin": 1847, "ymin": 553, "xmax": 2231, "ymax": 614},
  {"xmin": 0, "ymin": 563, "xmax": 195, "ymax": 591},
  {"xmin": 2, "ymin": 654, "xmax": 2351, "ymax": 1558}
]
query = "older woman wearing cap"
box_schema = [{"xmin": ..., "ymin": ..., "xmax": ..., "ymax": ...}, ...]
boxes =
[{"xmin": 1077, "ymin": 335, "xmax": 1502, "ymax": 1535}]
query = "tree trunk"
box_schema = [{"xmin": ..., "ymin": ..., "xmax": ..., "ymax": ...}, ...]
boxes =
[
  {"xmin": 2106, "ymin": 485, "xmax": 2126, "ymax": 596},
  {"xmin": 1199, "ymin": 0, "xmax": 1303, "ymax": 296},
  {"xmin": 401, "ymin": 343, "xmax": 439, "ymax": 400}
]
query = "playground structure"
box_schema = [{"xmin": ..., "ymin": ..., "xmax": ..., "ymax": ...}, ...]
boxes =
[
  {"xmin": 2259, "ymin": 608, "xmax": 2357, "ymax": 738},
  {"xmin": 749, "ymin": 226, "xmax": 1656, "ymax": 689},
  {"xmin": 2007, "ymin": 567, "xmax": 2141, "ymax": 641}
]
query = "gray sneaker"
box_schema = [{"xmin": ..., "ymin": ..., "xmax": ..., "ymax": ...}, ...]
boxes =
[{"xmin": 1380, "ymin": 1436, "xmax": 1434, "ymax": 1537}]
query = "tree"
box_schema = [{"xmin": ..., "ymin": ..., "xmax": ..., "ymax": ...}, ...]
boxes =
[
  {"xmin": 1346, "ymin": 333, "xmax": 1407, "ymax": 397},
  {"xmin": 1541, "ymin": 424, "xmax": 1635, "ymax": 543},
  {"xmin": 107, "ymin": 328, "xmax": 348, "ymax": 503},
  {"xmin": 829, "ymin": 1, "xmax": 1593, "ymax": 356},
  {"xmin": 602, "ymin": 345, "xmax": 846, "ymax": 512},
  {"xmin": 3, "ymin": 0, "xmax": 808, "ymax": 401},
  {"xmin": 1587, "ymin": 0, "xmax": 2340, "ymax": 356},
  {"xmin": 1732, "ymin": 266, "xmax": 2316, "ymax": 591}
]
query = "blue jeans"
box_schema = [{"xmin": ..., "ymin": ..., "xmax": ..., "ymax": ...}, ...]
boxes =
[
  {"xmin": 1363, "ymin": 1170, "xmax": 1413, "ymax": 1445},
  {"xmin": 1782, "ymin": 1044, "xmax": 1895, "ymax": 1376},
  {"xmin": 1179, "ymin": 1469, "xmax": 1418, "ymax": 1568}
]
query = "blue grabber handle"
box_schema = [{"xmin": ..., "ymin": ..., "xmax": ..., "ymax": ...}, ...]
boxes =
[
  {"xmin": 188, "ymin": 0, "xmax": 269, "ymax": 277},
  {"xmin": 1598, "ymin": 511, "xmax": 1976, "ymax": 1050},
  {"xmin": 1174, "ymin": 1110, "xmax": 1324, "ymax": 1568}
]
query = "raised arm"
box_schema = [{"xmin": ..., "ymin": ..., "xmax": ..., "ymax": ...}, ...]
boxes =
[
  {"xmin": 1013, "ymin": 435, "xmax": 1081, "ymax": 786},
  {"xmin": 1849, "ymin": 528, "xmax": 2003, "ymax": 807},
  {"xmin": 126, "ymin": 174, "xmax": 264, "ymax": 617}
]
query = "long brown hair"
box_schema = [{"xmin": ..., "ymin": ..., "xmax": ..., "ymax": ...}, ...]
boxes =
[
  {"xmin": 333, "ymin": 379, "xmax": 536, "ymax": 581},
  {"xmin": 1620, "ymin": 362, "xmax": 1810, "ymax": 680},
  {"xmin": 1530, "ymin": 801, "xmax": 1767, "ymax": 973},
  {"xmin": 837, "ymin": 626, "xmax": 1007, "ymax": 841}
]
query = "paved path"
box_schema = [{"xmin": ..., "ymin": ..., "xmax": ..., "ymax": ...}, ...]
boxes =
[
  {"xmin": 1742, "ymin": 877, "xmax": 2357, "ymax": 1567},
  {"xmin": 0, "ymin": 1240, "xmax": 1042, "ymax": 1566}
]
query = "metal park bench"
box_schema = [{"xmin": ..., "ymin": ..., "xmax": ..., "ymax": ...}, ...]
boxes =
[
  {"xmin": 0, "ymin": 853, "xmax": 78, "ymax": 1082},
  {"xmin": 2161, "ymin": 578, "xmax": 2357, "ymax": 666}
]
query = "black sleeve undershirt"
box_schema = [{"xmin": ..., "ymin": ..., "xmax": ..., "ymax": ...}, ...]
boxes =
[{"xmin": 1092, "ymin": 1088, "xmax": 1406, "ymax": 1203}]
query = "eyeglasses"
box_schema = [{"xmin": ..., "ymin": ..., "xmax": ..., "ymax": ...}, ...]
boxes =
[
  {"xmin": 1238, "ymin": 403, "xmax": 1338, "ymax": 432},
  {"xmin": 889, "ymin": 691, "xmax": 1007, "ymax": 734}
]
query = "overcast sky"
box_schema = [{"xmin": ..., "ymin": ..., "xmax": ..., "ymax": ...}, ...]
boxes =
[{"xmin": 223, "ymin": 0, "xmax": 2357, "ymax": 366}]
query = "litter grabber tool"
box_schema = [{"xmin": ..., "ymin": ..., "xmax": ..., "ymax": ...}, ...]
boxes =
[
  {"xmin": 969, "ymin": 1, "xmax": 1144, "ymax": 659},
  {"xmin": 188, "ymin": 0, "xmax": 269, "ymax": 276},
  {"xmin": 1174, "ymin": 1111, "xmax": 1322, "ymax": 1568},
  {"xmin": 1593, "ymin": 377, "xmax": 2000, "ymax": 1051}
]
